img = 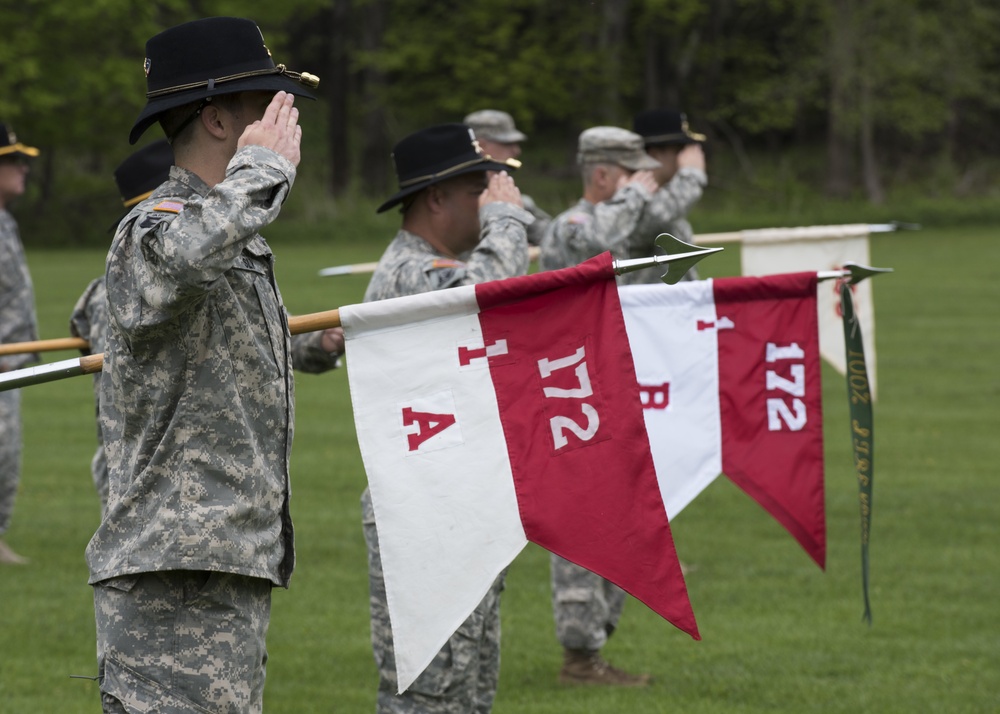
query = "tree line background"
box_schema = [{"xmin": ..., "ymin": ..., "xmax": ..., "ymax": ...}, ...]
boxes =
[{"xmin": 2, "ymin": 0, "xmax": 998, "ymax": 245}]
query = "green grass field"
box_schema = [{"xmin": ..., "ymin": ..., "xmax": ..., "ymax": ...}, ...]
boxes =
[{"xmin": 1, "ymin": 223, "xmax": 998, "ymax": 713}]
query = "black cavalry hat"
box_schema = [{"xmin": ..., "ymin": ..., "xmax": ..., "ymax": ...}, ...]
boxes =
[
  {"xmin": 633, "ymin": 109, "xmax": 706, "ymax": 147},
  {"xmin": 115, "ymin": 139, "xmax": 174, "ymax": 207},
  {"xmin": 130, "ymin": 16, "xmax": 320, "ymax": 144},
  {"xmin": 108, "ymin": 139, "xmax": 175, "ymax": 231},
  {"xmin": 0, "ymin": 123, "xmax": 40, "ymax": 159},
  {"xmin": 377, "ymin": 123, "xmax": 518, "ymax": 214}
]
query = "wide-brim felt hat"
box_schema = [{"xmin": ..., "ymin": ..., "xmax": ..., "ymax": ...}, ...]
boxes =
[
  {"xmin": 108, "ymin": 139, "xmax": 175, "ymax": 231},
  {"xmin": 377, "ymin": 123, "xmax": 518, "ymax": 214},
  {"xmin": 0, "ymin": 123, "xmax": 40, "ymax": 159},
  {"xmin": 130, "ymin": 17, "xmax": 320, "ymax": 145},
  {"xmin": 633, "ymin": 109, "xmax": 706, "ymax": 146},
  {"xmin": 116, "ymin": 139, "xmax": 174, "ymax": 207}
]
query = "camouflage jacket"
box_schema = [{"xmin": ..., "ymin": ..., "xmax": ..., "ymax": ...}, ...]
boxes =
[
  {"xmin": 538, "ymin": 183, "xmax": 652, "ymax": 273},
  {"xmin": 70, "ymin": 277, "xmax": 109, "ymax": 452},
  {"xmin": 522, "ymin": 194, "xmax": 552, "ymax": 247},
  {"xmin": 0, "ymin": 209, "xmax": 39, "ymax": 372},
  {"xmin": 86, "ymin": 146, "xmax": 304, "ymax": 588},
  {"xmin": 363, "ymin": 201, "xmax": 532, "ymax": 302},
  {"xmin": 621, "ymin": 166, "xmax": 707, "ymax": 285}
]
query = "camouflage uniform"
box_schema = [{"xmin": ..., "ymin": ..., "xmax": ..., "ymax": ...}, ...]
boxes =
[
  {"xmin": 538, "ymin": 132, "xmax": 660, "ymax": 664},
  {"xmin": 0, "ymin": 208, "xmax": 39, "ymax": 538},
  {"xmin": 362, "ymin": 200, "xmax": 531, "ymax": 713},
  {"xmin": 521, "ymin": 194, "xmax": 551, "ymax": 247},
  {"xmin": 70, "ymin": 277, "xmax": 110, "ymax": 515},
  {"xmin": 550, "ymin": 554, "xmax": 626, "ymax": 650},
  {"xmin": 87, "ymin": 145, "xmax": 335, "ymax": 713},
  {"xmin": 69, "ymin": 276, "xmax": 339, "ymax": 517},
  {"xmin": 618, "ymin": 166, "xmax": 707, "ymax": 285}
]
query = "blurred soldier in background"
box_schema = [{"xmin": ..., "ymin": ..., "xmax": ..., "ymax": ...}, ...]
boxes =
[
  {"xmin": 539, "ymin": 126, "xmax": 659, "ymax": 276},
  {"xmin": 0, "ymin": 123, "xmax": 40, "ymax": 566},
  {"xmin": 464, "ymin": 109, "xmax": 551, "ymax": 246},
  {"xmin": 625, "ymin": 108, "xmax": 708, "ymax": 284},
  {"xmin": 363, "ymin": 123, "xmax": 531, "ymax": 713}
]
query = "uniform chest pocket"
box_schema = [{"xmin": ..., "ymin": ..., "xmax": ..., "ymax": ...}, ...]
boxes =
[{"xmin": 219, "ymin": 265, "xmax": 286, "ymax": 394}]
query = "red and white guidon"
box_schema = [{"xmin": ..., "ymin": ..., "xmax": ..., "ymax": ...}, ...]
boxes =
[
  {"xmin": 621, "ymin": 271, "xmax": 825, "ymax": 568},
  {"xmin": 340, "ymin": 254, "xmax": 697, "ymax": 693}
]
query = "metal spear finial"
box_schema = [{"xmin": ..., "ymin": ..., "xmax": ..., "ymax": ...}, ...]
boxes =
[{"xmin": 613, "ymin": 234, "xmax": 724, "ymax": 284}]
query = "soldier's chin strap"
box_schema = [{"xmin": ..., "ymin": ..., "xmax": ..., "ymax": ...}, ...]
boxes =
[{"xmin": 167, "ymin": 98, "xmax": 212, "ymax": 144}]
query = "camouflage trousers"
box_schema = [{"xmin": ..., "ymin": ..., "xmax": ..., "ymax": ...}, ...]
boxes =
[
  {"xmin": 363, "ymin": 489, "xmax": 503, "ymax": 713},
  {"xmin": 0, "ymin": 390, "xmax": 22, "ymax": 536},
  {"xmin": 93, "ymin": 570, "xmax": 271, "ymax": 714},
  {"xmin": 550, "ymin": 554, "xmax": 626, "ymax": 651}
]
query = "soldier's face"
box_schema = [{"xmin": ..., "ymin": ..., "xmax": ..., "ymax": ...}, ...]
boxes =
[
  {"xmin": 0, "ymin": 156, "xmax": 29, "ymax": 208},
  {"xmin": 438, "ymin": 172, "xmax": 488, "ymax": 253}
]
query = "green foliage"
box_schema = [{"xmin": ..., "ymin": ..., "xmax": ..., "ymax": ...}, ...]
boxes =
[{"xmin": 4, "ymin": 0, "xmax": 1000, "ymax": 246}]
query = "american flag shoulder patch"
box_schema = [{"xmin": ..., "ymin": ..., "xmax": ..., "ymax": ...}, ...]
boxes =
[
  {"xmin": 152, "ymin": 200, "xmax": 184, "ymax": 214},
  {"xmin": 430, "ymin": 259, "xmax": 464, "ymax": 270}
]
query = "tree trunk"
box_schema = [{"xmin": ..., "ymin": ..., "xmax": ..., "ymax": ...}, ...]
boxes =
[
  {"xmin": 359, "ymin": 0, "xmax": 391, "ymax": 196},
  {"xmin": 598, "ymin": 0, "xmax": 629, "ymax": 123},
  {"xmin": 826, "ymin": 0, "xmax": 856, "ymax": 198},
  {"xmin": 859, "ymin": 73, "xmax": 884, "ymax": 204},
  {"xmin": 326, "ymin": 0, "xmax": 352, "ymax": 197}
]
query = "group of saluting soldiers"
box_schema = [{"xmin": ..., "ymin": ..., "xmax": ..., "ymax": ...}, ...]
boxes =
[{"xmin": 0, "ymin": 15, "xmax": 708, "ymax": 714}]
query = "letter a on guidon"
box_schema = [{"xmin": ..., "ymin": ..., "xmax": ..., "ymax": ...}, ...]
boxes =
[{"xmin": 340, "ymin": 253, "xmax": 698, "ymax": 693}]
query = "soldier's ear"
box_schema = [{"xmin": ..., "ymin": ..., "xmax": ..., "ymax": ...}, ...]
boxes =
[
  {"xmin": 199, "ymin": 103, "xmax": 229, "ymax": 140},
  {"xmin": 425, "ymin": 184, "xmax": 448, "ymax": 213}
]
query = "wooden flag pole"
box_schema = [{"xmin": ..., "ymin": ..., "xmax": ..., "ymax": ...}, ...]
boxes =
[
  {"xmin": 0, "ymin": 336, "xmax": 90, "ymax": 357},
  {"xmin": 0, "ymin": 309, "xmax": 342, "ymax": 391}
]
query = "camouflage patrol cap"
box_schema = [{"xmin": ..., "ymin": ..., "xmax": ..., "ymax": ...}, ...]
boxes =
[
  {"xmin": 633, "ymin": 109, "xmax": 706, "ymax": 147},
  {"xmin": 129, "ymin": 17, "xmax": 320, "ymax": 144},
  {"xmin": 463, "ymin": 110, "xmax": 528, "ymax": 143},
  {"xmin": 0, "ymin": 123, "xmax": 39, "ymax": 159},
  {"xmin": 577, "ymin": 126, "xmax": 660, "ymax": 171}
]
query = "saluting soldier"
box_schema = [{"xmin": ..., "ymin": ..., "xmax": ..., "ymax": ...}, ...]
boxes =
[
  {"xmin": 363, "ymin": 123, "xmax": 532, "ymax": 713},
  {"xmin": 463, "ymin": 109, "xmax": 552, "ymax": 245},
  {"xmin": 85, "ymin": 17, "xmax": 341, "ymax": 713},
  {"xmin": 0, "ymin": 123, "xmax": 40, "ymax": 566},
  {"xmin": 624, "ymin": 108, "xmax": 708, "ymax": 284},
  {"xmin": 539, "ymin": 126, "xmax": 660, "ymax": 278},
  {"xmin": 538, "ymin": 125, "xmax": 662, "ymax": 686}
]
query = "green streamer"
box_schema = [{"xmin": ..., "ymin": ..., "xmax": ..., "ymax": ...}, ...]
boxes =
[{"xmin": 840, "ymin": 282, "xmax": 874, "ymax": 625}]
